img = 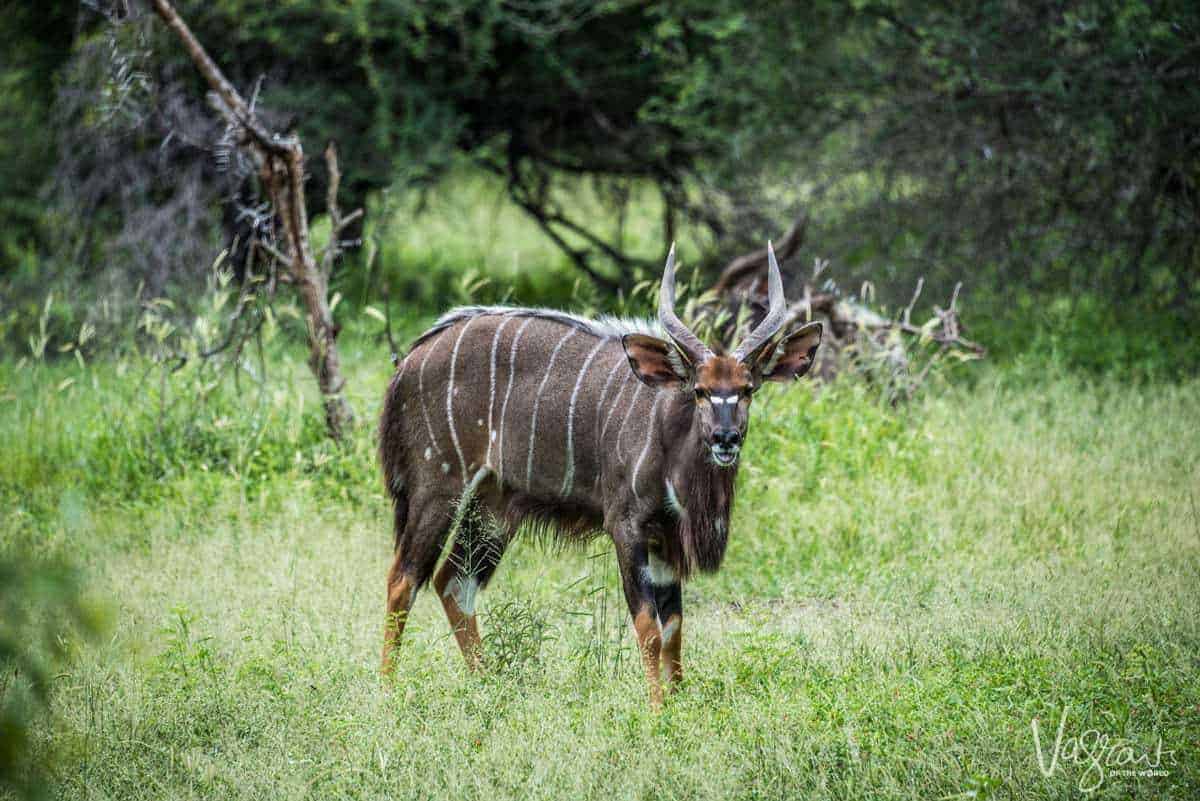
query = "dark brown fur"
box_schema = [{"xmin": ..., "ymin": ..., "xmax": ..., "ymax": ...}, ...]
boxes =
[{"xmin": 378, "ymin": 296, "xmax": 821, "ymax": 706}]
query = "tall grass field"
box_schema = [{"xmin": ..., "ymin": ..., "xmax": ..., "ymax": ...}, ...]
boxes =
[
  {"xmin": 2, "ymin": 175, "xmax": 1198, "ymax": 800},
  {"xmin": 2, "ymin": 339, "xmax": 1197, "ymax": 799}
]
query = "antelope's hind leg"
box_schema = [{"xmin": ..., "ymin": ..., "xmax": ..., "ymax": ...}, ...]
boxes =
[
  {"xmin": 433, "ymin": 502, "xmax": 509, "ymax": 670},
  {"xmin": 381, "ymin": 495, "xmax": 454, "ymax": 676}
]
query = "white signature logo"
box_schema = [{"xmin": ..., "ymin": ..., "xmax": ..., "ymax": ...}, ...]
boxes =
[{"xmin": 1032, "ymin": 706, "xmax": 1176, "ymax": 793}]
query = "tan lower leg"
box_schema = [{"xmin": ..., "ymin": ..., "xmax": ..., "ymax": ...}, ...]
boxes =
[
  {"xmin": 434, "ymin": 562, "xmax": 483, "ymax": 669},
  {"xmin": 633, "ymin": 607, "xmax": 664, "ymax": 708},
  {"xmin": 661, "ymin": 613, "xmax": 682, "ymax": 687},
  {"xmin": 381, "ymin": 561, "xmax": 416, "ymax": 675}
]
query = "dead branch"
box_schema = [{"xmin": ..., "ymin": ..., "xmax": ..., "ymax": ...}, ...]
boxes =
[
  {"xmin": 712, "ymin": 211, "xmax": 810, "ymax": 294},
  {"xmin": 149, "ymin": 0, "xmax": 355, "ymax": 441},
  {"xmin": 709, "ymin": 223, "xmax": 984, "ymax": 398},
  {"xmin": 319, "ymin": 141, "xmax": 363, "ymax": 279}
]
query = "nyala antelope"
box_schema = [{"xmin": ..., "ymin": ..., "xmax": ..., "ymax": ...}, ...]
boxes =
[{"xmin": 379, "ymin": 242, "xmax": 822, "ymax": 705}]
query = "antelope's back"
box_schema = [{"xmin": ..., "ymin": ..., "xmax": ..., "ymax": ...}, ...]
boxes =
[{"xmin": 382, "ymin": 308, "xmax": 661, "ymax": 505}]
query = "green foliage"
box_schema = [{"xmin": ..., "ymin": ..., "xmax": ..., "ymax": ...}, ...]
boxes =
[
  {"xmin": 0, "ymin": 555, "xmax": 106, "ymax": 800},
  {"xmin": 971, "ymin": 291, "xmax": 1200, "ymax": 381},
  {"xmin": 0, "ymin": 3, "xmax": 78, "ymax": 268}
]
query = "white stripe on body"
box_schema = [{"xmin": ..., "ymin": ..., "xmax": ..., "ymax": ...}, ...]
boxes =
[
  {"xmin": 600, "ymin": 374, "xmax": 632, "ymax": 440},
  {"xmin": 496, "ymin": 317, "xmax": 537, "ymax": 485},
  {"xmin": 417, "ymin": 342, "xmax": 444, "ymax": 456},
  {"xmin": 615, "ymin": 382, "xmax": 644, "ymax": 463},
  {"xmin": 593, "ymin": 352, "xmax": 627, "ymax": 425},
  {"xmin": 445, "ymin": 316, "xmax": 479, "ymax": 481},
  {"xmin": 561, "ymin": 338, "xmax": 607, "ymax": 497},
  {"xmin": 630, "ymin": 391, "xmax": 662, "ymax": 501},
  {"xmin": 526, "ymin": 329, "xmax": 578, "ymax": 489},
  {"xmin": 485, "ymin": 315, "xmax": 516, "ymax": 468}
]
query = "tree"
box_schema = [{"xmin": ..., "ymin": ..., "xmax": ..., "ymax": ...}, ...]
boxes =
[{"xmin": 148, "ymin": 0, "xmax": 356, "ymax": 440}]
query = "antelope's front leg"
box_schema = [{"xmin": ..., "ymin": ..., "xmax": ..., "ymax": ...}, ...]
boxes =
[
  {"xmin": 616, "ymin": 542, "xmax": 664, "ymax": 708},
  {"xmin": 655, "ymin": 581, "xmax": 683, "ymax": 689}
]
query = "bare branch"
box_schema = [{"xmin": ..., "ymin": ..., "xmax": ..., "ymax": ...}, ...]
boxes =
[
  {"xmin": 713, "ymin": 211, "xmax": 810, "ymax": 294},
  {"xmin": 150, "ymin": 0, "xmax": 356, "ymax": 440},
  {"xmin": 148, "ymin": 0, "xmax": 283, "ymax": 154}
]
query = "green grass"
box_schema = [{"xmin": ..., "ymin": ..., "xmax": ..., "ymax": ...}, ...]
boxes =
[{"xmin": 2, "ymin": 336, "xmax": 1198, "ymax": 799}]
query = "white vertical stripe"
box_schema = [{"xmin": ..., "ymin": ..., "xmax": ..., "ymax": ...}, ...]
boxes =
[
  {"xmin": 615, "ymin": 382, "xmax": 644, "ymax": 462},
  {"xmin": 593, "ymin": 352, "xmax": 626, "ymax": 431},
  {"xmin": 497, "ymin": 317, "xmax": 536, "ymax": 486},
  {"xmin": 600, "ymin": 374, "xmax": 632, "ymax": 440},
  {"xmin": 561, "ymin": 338, "xmax": 607, "ymax": 497},
  {"xmin": 417, "ymin": 342, "xmax": 443, "ymax": 456},
  {"xmin": 485, "ymin": 315, "xmax": 515, "ymax": 468},
  {"xmin": 446, "ymin": 317, "xmax": 478, "ymax": 481},
  {"xmin": 526, "ymin": 329, "xmax": 577, "ymax": 489},
  {"xmin": 630, "ymin": 391, "xmax": 662, "ymax": 501}
]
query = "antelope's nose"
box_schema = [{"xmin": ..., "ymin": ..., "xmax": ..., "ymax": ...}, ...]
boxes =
[{"xmin": 713, "ymin": 429, "xmax": 741, "ymax": 448}]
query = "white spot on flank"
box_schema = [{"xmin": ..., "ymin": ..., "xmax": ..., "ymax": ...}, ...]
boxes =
[
  {"xmin": 476, "ymin": 418, "xmax": 484, "ymax": 427},
  {"xmin": 444, "ymin": 574, "xmax": 481, "ymax": 616},
  {"xmin": 561, "ymin": 338, "xmax": 607, "ymax": 497},
  {"xmin": 643, "ymin": 553, "xmax": 677, "ymax": 586},
  {"xmin": 441, "ymin": 462, "xmax": 450, "ymax": 474},
  {"xmin": 424, "ymin": 447, "xmax": 432, "ymax": 460},
  {"xmin": 526, "ymin": 329, "xmax": 577, "ymax": 489}
]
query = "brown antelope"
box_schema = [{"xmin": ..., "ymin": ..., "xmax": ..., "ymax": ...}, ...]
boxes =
[{"xmin": 379, "ymin": 242, "xmax": 821, "ymax": 705}]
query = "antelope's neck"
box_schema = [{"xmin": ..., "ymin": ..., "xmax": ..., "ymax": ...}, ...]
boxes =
[{"xmin": 662, "ymin": 394, "xmax": 737, "ymax": 576}]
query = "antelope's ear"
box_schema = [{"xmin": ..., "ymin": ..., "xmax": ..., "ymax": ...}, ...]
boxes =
[
  {"xmin": 756, "ymin": 321, "xmax": 822, "ymax": 383},
  {"xmin": 622, "ymin": 334, "xmax": 693, "ymax": 388}
]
